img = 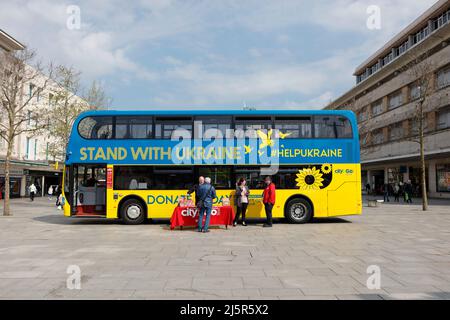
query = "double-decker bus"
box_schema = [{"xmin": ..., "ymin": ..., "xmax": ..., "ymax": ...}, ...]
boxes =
[{"xmin": 61, "ymin": 110, "xmax": 361, "ymax": 224}]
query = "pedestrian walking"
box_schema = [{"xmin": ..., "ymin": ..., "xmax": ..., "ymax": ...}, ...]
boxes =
[
  {"xmin": 233, "ymin": 178, "xmax": 250, "ymax": 226},
  {"xmin": 262, "ymin": 176, "xmax": 276, "ymax": 228},
  {"xmin": 404, "ymin": 180, "xmax": 413, "ymax": 204},
  {"xmin": 394, "ymin": 183, "xmax": 400, "ymax": 202},
  {"xmin": 196, "ymin": 177, "xmax": 217, "ymax": 233},
  {"xmin": 48, "ymin": 185, "xmax": 53, "ymax": 200},
  {"xmin": 365, "ymin": 183, "xmax": 371, "ymax": 195},
  {"xmin": 29, "ymin": 183, "xmax": 37, "ymax": 202},
  {"xmin": 55, "ymin": 185, "xmax": 62, "ymax": 206},
  {"xmin": 383, "ymin": 183, "xmax": 390, "ymax": 202}
]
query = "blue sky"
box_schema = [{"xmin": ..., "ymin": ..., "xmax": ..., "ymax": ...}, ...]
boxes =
[{"xmin": 0, "ymin": 0, "xmax": 438, "ymax": 109}]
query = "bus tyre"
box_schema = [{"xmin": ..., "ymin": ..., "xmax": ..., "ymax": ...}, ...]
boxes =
[
  {"xmin": 120, "ymin": 198, "xmax": 146, "ymax": 225},
  {"xmin": 285, "ymin": 198, "xmax": 312, "ymax": 224}
]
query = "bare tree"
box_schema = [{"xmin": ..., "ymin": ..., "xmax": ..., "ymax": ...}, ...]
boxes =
[
  {"xmin": 0, "ymin": 49, "xmax": 53, "ymax": 216},
  {"xmin": 83, "ymin": 80, "xmax": 111, "ymax": 109},
  {"xmin": 47, "ymin": 66, "xmax": 89, "ymax": 161},
  {"xmin": 402, "ymin": 52, "xmax": 436, "ymax": 211},
  {"xmin": 346, "ymin": 97, "xmax": 376, "ymax": 157}
]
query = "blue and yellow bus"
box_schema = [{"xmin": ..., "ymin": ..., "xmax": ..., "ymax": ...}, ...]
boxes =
[{"xmin": 62, "ymin": 110, "xmax": 361, "ymax": 224}]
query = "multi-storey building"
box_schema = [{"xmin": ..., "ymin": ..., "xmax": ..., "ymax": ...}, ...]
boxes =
[
  {"xmin": 0, "ymin": 29, "xmax": 85, "ymax": 198},
  {"xmin": 326, "ymin": 0, "xmax": 450, "ymax": 199}
]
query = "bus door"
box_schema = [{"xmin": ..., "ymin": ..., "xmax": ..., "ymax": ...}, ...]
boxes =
[{"xmin": 72, "ymin": 164, "xmax": 107, "ymax": 216}]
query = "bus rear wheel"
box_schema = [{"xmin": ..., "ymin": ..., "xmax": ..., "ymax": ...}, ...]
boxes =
[
  {"xmin": 285, "ymin": 198, "xmax": 312, "ymax": 224},
  {"xmin": 120, "ymin": 198, "xmax": 146, "ymax": 225}
]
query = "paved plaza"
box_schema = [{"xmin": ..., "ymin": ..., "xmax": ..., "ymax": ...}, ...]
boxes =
[{"xmin": 0, "ymin": 196, "xmax": 449, "ymax": 300}]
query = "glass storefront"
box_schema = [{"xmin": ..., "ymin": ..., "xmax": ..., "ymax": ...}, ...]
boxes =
[
  {"xmin": 436, "ymin": 164, "xmax": 450, "ymax": 192},
  {"xmin": 0, "ymin": 177, "xmax": 22, "ymax": 198}
]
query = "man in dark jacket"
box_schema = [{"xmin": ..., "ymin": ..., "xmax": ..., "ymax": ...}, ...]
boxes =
[
  {"xmin": 187, "ymin": 176, "xmax": 204, "ymax": 205},
  {"xmin": 197, "ymin": 177, "xmax": 217, "ymax": 233}
]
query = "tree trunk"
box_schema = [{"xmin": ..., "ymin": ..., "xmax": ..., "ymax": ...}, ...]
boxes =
[
  {"xmin": 3, "ymin": 140, "xmax": 12, "ymax": 216},
  {"xmin": 419, "ymin": 104, "xmax": 428, "ymax": 211}
]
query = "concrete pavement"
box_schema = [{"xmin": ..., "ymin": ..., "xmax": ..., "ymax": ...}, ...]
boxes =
[{"xmin": 0, "ymin": 197, "xmax": 449, "ymax": 300}]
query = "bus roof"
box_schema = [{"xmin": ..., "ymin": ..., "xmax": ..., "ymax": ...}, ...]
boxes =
[{"xmin": 75, "ymin": 109, "xmax": 355, "ymax": 118}]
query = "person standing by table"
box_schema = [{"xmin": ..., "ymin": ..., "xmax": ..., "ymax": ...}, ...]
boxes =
[
  {"xmin": 234, "ymin": 178, "xmax": 250, "ymax": 227},
  {"xmin": 188, "ymin": 176, "xmax": 205, "ymax": 206},
  {"xmin": 262, "ymin": 176, "xmax": 276, "ymax": 228},
  {"xmin": 197, "ymin": 177, "xmax": 217, "ymax": 233}
]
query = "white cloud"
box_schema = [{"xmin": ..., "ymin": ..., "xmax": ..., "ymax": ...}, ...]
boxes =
[{"xmin": 0, "ymin": 0, "xmax": 440, "ymax": 108}]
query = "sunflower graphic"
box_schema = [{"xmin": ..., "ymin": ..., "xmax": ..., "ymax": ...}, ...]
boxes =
[
  {"xmin": 295, "ymin": 167, "xmax": 324, "ymax": 190},
  {"xmin": 321, "ymin": 163, "xmax": 332, "ymax": 174}
]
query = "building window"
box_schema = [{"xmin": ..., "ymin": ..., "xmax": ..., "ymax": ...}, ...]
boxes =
[
  {"xmin": 436, "ymin": 164, "xmax": 450, "ymax": 192},
  {"xmin": 437, "ymin": 66, "xmax": 450, "ymax": 89},
  {"xmin": 371, "ymin": 100, "xmax": 383, "ymax": 116},
  {"xmin": 26, "ymin": 137, "xmax": 30, "ymax": 159},
  {"xmin": 389, "ymin": 122, "xmax": 404, "ymax": 141},
  {"xmin": 437, "ymin": 9, "xmax": 450, "ymax": 28},
  {"xmin": 371, "ymin": 129, "xmax": 383, "ymax": 145},
  {"xmin": 437, "ymin": 107, "xmax": 450, "ymax": 130},
  {"xmin": 359, "ymin": 132, "xmax": 369, "ymax": 147},
  {"xmin": 409, "ymin": 83, "xmax": 421, "ymax": 101},
  {"xmin": 29, "ymin": 83, "xmax": 35, "ymax": 99},
  {"xmin": 48, "ymin": 93, "xmax": 54, "ymax": 106},
  {"xmin": 388, "ymin": 90, "xmax": 403, "ymax": 110},
  {"xmin": 357, "ymin": 108, "xmax": 368, "ymax": 123},
  {"xmin": 398, "ymin": 41, "xmax": 408, "ymax": 55}
]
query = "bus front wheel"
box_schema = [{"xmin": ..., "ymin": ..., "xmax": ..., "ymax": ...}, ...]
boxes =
[
  {"xmin": 285, "ymin": 198, "xmax": 312, "ymax": 224},
  {"xmin": 120, "ymin": 198, "xmax": 146, "ymax": 225}
]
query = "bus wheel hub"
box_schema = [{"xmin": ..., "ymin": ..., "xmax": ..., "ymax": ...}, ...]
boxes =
[
  {"xmin": 292, "ymin": 205, "xmax": 305, "ymax": 218},
  {"xmin": 127, "ymin": 205, "xmax": 141, "ymax": 219}
]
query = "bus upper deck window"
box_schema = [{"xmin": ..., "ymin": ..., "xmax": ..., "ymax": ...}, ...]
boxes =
[
  {"xmin": 155, "ymin": 117, "xmax": 192, "ymax": 139},
  {"xmin": 78, "ymin": 116, "xmax": 113, "ymax": 139},
  {"xmin": 274, "ymin": 116, "xmax": 312, "ymax": 138},
  {"xmin": 115, "ymin": 116, "xmax": 153, "ymax": 139},
  {"xmin": 314, "ymin": 115, "xmax": 352, "ymax": 138}
]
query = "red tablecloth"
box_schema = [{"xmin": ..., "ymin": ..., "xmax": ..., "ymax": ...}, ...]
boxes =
[{"xmin": 170, "ymin": 206, "xmax": 235, "ymax": 230}]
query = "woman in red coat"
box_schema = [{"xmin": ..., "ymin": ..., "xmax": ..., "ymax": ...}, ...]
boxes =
[{"xmin": 262, "ymin": 176, "xmax": 276, "ymax": 227}]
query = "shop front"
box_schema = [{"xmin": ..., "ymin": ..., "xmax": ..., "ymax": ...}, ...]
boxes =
[
  {"xmin": 24, "ymin": 169, "xmax": 62, "ymax": 197},
  {"xmin": 0, "ymin": 168, "xmax": 23, "ymax": 199},
  {"xmin": 436, "ymin": 163, "xmax": 450, "ymax": 193}
]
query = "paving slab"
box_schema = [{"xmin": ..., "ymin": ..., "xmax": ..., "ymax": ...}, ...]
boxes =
[{"xmin": 0, "ymin": 197, "xmax": 449, "ymax": 299}]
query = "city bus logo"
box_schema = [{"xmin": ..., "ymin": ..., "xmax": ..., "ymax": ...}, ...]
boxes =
[{"xmin": 180, "ymin": 207, "xmax": 219, "ymax": 217}]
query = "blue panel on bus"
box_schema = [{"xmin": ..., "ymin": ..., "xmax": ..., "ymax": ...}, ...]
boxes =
[
  {"xmin": 66, "ymin": 138, "xmax": 359, "ymax": 165},
  {"xmin": 65, "ymin": 109, "xmax": 360, "ymax": 165}
]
